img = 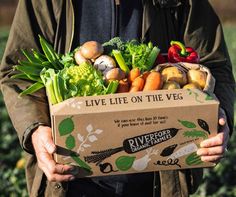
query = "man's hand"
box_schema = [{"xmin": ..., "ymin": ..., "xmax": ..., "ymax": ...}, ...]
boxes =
[
  {"xmin": 197, "ymin": 108, "xmax": 230, "ymax": 163},
  {"xmin": 32, "ymin": 126, "xmax": 77, "ymax": 182}
]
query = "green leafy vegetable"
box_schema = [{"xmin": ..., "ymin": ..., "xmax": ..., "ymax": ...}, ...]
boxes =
[
  {"xmin": 39, "ymin": 35, "xmax": 63, "ymax": 70},
  {"xmin": 102, "ymin": 37, "xmax": 125, "ymax": 55},
  {"xmin": 19, "ymin": 82, "xmax": 44, "ymax": 96},
  {"xmin": 105, "ymin": 80, "xmax": 119, "ymax": 94},
  {"xmin": 108, "ymin": 39, "xmax": 160, "ymax": 72},
  {"xmin": 112, "ymin": 50, "xmax": 130, "ymax": 74},
  {"xmin": 64, "ymin": 62, "xmax": 106, "ymax": 97}
]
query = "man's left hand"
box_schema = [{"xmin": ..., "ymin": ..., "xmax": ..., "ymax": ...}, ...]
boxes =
[{"xmin": 197, "ymin": 108, "xmax": 230, "ymax": 163}]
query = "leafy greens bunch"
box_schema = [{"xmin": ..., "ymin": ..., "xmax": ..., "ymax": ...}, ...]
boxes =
[
  {"xmin": 12, "ymin": 36, "xmax": 111, "ymax": 104},
  {"xmin": 103, "ymin": 37, "xmax": 160, "ymax": 73}
]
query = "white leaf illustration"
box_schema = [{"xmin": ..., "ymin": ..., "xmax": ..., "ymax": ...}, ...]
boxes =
[
  {"xmin": 86, "ymin": 124, "xmax": 93, "ymax": 133},
  {"xmin": 83, "ymin": 144, "xmax": 91, "ymax": 148},
  {"xmin": 77, "ymin": 133, "xmax": 84, "ymax": 142},
  {"xmin": 95, "ymin": 129, "xmax": 103, "ymax": 135},
  {"xmin": 88, "ymin": 135, "xmax": 98, "ymax": 142}
]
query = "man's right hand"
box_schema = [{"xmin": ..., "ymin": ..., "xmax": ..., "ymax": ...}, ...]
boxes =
[{"xmin": 32, "ymin": 126, "xmax": 77, "ymax": 182}]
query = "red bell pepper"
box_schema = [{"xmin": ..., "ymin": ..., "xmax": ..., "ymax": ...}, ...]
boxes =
[
  {"xmin": 168, "ymin": 41, "xmax": 200, "ymax": 63},
  {"xmin": 155, "ymin": 53, "xmax": 168, "ymax": 65}
]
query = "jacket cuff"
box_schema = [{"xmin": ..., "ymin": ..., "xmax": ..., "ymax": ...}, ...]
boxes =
[{"xmin": 22, "ymin": 122, "xmax": 49, "ymax": 154}]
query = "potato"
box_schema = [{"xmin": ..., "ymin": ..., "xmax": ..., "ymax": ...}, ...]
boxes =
[
  {"xmin": 187, "ymin": 69, "xmax": 207, "ymax": 89},
  {"xmin": 162, "ymin": 81, "xmax": 181, "ymax": 90},
  {"xmin": 182, "ymin": 83, "xmax": 201, "ymax": 90},
  {"xmin": 161, "ymin": 66, "xmax": 187, "ymax": 87}
]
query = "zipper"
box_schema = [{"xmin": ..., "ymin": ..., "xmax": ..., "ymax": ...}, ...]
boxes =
[
  {"xmin": 68, "ymin": 0, "xmax": 75, "ymax": 52},
  {"xmin": 112, "ymin": 0, "xmax": 120, "ymax": 37}
]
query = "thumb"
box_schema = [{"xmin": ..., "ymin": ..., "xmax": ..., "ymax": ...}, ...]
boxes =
[{"xmin": 219, "ymin": 117, "xmax": 226, "ymax": 126}]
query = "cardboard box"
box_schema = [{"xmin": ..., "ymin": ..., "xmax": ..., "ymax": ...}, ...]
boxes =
[{"xmin": 50, "ymin": 89, "xmax": 219, "ymax": 177}]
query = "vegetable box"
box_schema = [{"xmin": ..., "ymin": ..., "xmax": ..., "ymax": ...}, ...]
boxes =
[{"xmin": 50, "ymin": 88, "xmax": 219, "ymax": 177}]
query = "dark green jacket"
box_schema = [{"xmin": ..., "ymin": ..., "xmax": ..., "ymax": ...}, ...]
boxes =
[{"xmin": 0, "ymin": 0, "xmax": 235, "ymax": 196}]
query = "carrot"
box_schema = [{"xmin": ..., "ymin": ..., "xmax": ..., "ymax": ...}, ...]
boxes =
[
  {"xmin": 141, "ymin": 71, "xmax": 150, "ymax": 81},
  {"xmin": 129, "ymin": 76, "xmax": 145, "ymax": 92},
  {"xmin": 143, "ymin": 71, "xmax": 163, "ymax": 91},
  {"xmin": 128, "ymin": 67, "xmax": 141, "ymax": 83},
  {"xmin": 117, "ymin": 79, "xmax": 130, "ymax": 93}
]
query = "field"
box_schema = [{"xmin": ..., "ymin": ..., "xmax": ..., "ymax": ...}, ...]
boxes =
[{"xmin": 0, "ymin": 26, "xmax": 235, "ymax": 197}]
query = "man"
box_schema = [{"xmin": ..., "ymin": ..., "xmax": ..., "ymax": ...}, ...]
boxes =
[{"xmin": 0, "ymin": 0, "xmax": 234, "ymax": 196}]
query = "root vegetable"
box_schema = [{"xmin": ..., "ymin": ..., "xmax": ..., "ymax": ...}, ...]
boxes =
[
  {"xmin": 161, "ymin": 66, "xmax": 187, "ymax": 87},
  {"xmin": 129, "ymin": 76, "xmax": 145, "ymax": 92},
  {"xmin": 143, "ymin": 71, "xmax": 163, "ymax": 91},
  {"xmin": 187, "ymin": 69, "xmax": 207, "ymax": 89},
  {"xmin": 182, "ymin": 83, "xmax": 201, "ymax": 90},
  {"xmin": 128, "ymin": 67, "xmax": 141, "ymax": 83},
  {"xmin": 162, "ymin": 81, "xmax": 180, "ymax": 90},
  {"xmin": 142, "ymin": 71, "xmax": 151, "ymax": 81},
  {"xmin": 117, "ymin": 79, "xmax": 130, "ymax": 93}
]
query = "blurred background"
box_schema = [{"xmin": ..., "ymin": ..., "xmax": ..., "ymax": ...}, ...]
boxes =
[{"xmin": 0, "ymin": 0, "xmax": 235, "ymax": 196}]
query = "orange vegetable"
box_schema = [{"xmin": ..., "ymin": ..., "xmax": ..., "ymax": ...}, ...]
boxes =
[
  {"xmin": 128, "ymin": 67, "xmax": 141, "ymax": 83},
  {"xmin": 141, "ymin": 71, "xmax": 150, "ymax": 81},
  {"xmin": 129, "ymin": 76, "xmax": 145, "ymax": 92},
  {"xmin": 143, "ymin": 71, "xmax": 163, "ymax": 91},
  {"xmin": 117, "ymin": 79, "xmax": 130, "ymax": 93}
]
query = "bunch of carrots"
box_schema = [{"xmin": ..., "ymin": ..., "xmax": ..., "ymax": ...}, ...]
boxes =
[{"xmin": 116, "ymin": 68, "xmax": 163, "ymax": 93}]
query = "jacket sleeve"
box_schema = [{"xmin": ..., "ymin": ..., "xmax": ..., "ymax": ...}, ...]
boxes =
[
  {"xmin": 0, "ymin": 0, "xmax": 57, "ymax": 153},
  {"xmin": 183, "ymin": 0, "xmax": 235, "ymax": 135}
]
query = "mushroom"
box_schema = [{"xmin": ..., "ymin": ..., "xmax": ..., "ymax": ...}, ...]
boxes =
[
  {"xmin": 74, "ymin": 49, "xmax": 90, "ymax": 65},
  {"xmin": 80, "ymin": 41, "xmax": 104, "ymax": 60},
  {"xmin": 105, "ymin": 68, "xmax": 126, "ymax": 82},
  {"xmin": 94, "ymin": 55, "xmax": 116, "ymax": 75}
]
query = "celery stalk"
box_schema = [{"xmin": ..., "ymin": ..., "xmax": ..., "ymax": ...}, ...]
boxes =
[
  {"xmin": 146, "ymin": 46, "xmax": 160, "ymax": 70},
  {"xmin": 105, "ymin": 80, "xmax": 119, "ymax": 94},
  {"xmin": 53, "ymin": 74, "xmax": 63, "ymax": 103},
  {"xmin": 112, "ymin": 50, "xmax": 130, "ymax": 74},
  {"xmin": 46, "ymin": 80, "xmax": 57, "ymax": 105}
]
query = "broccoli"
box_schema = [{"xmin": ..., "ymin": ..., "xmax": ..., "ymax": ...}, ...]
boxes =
[{"xmin": 102, "ymin": 37, "xmax": 125, "ymax": 55}]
